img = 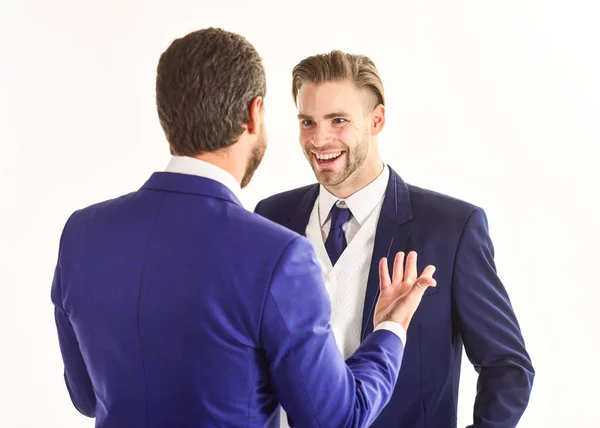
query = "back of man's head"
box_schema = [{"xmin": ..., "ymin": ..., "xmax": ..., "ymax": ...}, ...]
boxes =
[{"xmin": 156, "ymin": 28, "xmax": 266, "ymax": 157}]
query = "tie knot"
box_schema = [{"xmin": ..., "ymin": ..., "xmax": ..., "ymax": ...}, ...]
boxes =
[{"xmin": 330, "ymin": 203, "xmax": 351, "ymax": 230}]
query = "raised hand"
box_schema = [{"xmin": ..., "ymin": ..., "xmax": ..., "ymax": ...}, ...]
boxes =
[{"xmin": 374, "ymin": 251, "xmax": 437, "ymax": 330}]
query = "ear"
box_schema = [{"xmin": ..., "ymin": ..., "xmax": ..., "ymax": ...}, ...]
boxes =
[
  {"xmin": 370, "ymin": 104, "xmax": 385, "ymax": 136},
  {"xmin": 247, "ymin": 96, "xmax": 264, "ymax": 135}
]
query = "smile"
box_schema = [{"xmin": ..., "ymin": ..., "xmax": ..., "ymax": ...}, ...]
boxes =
[
  {"xmin": 315, "ymin": 152, "xmax": 342, "ymax": 160},
  {"xmin": 313, "ymin": 151, "xmax": 345, "ymax": 167}
]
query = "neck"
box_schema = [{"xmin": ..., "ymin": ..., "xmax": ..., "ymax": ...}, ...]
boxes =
[
  {"xmin": 193, "ymin": 148, "xmax": 244, "ymax": 186},
  {"xmin": 325, "ymin": 156, "xmax": 384, "ymax": 199}
]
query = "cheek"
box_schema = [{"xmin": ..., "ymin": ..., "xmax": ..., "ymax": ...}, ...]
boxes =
[
  {"xmin": 346, "ymin": 122, "xmax": 369, "ymax": 145},
  {"xmin": 336, "ymin": 127, "xmax": 356, "ymax": 147},
  {"xmin": 299, "ymin": 128, "xmax": 313, "ymax": 145}
]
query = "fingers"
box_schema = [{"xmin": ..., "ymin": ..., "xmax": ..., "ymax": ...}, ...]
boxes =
[
  {"xmin": 379, "ymin": 257, "xmax": 391, "ymax": 291},
  {"xmin": 391, "ymin": 252, "xmax": 405, "ymax": 284},
  {"xmin": 404, "ymin": 251, "xmax": 418, "ymax": 284},
  {"xmin": 384, "ymin": 251, "xmax": 436, "ymax": 293}
]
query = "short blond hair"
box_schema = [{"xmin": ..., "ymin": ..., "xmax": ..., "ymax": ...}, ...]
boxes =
[{"xmin": 291, "ymin": 50, "xmax": 385, "ymax": 108}]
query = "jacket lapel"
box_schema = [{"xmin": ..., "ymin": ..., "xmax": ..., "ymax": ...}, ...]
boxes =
[
  {"xmin": 287, "ymin": 185, "xmax": 320, "ymax": 236},
  {"xmin": 360, "ymin": 166, "xmax": 414, "ymax": 340}
]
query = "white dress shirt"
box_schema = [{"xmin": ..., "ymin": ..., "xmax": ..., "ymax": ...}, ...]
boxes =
[
  {"xmin": 315, "ymin": 164, "xmax": 406, "ymax": 344},
  {"xmin": 318, "ymin": 163, "xmax": 390, "ymax": 245},
  {"xmin": 164, "ymin": 155, "xmax": 243, "ymax": 204}
]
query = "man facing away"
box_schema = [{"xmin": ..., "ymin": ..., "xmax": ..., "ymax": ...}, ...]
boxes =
[
  {"xmin": 255, "ymin": 51, "xmax": 535, "ymax": 427},
  {"xmin": 50, "ymin": 28, "xmax": 439, "ymax": 427}
]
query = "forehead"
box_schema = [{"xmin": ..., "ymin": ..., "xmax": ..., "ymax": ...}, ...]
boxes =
[{"xmin": 297, "ymin": 80, "xmax": 368, "ymax": 116}]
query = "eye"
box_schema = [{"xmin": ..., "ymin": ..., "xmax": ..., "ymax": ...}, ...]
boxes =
[
  {"xmin": 332, "ymin": 118, "xmax": 347, "ymax": 125},
  {"xmin": 301, "ymin": 119, "xmax": 315, "ymax": 127}
]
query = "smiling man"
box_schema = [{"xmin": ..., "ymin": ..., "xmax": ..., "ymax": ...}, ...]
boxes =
[{"xmin": 254, "ymin": 51, "xmax": 534, "ymax": 428}]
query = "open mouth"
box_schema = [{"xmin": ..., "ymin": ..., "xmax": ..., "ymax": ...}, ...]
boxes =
[{"xmin": 314, "ymin": 151, "xmax": 345, "ymax": 167}]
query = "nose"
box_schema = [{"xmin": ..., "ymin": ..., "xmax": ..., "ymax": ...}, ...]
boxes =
[{"xmin": 310, "ymin": 124, "xmax": 332, "ymax": 148}]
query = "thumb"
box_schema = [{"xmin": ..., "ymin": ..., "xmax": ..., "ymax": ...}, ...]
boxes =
[{"xmin": 410, "ymin": 276, "xmax": 437, "ymax": 296}]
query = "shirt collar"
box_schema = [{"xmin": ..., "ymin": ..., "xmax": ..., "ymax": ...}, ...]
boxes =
[
  {"xmin": 164, "ymin": 156, "xmax": 243, "ymax": 203},
  {"xmin": 318, "ymin": 164, "xmax": 389, "ymax": 226}
]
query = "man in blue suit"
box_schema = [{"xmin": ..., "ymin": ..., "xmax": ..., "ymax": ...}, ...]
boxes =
[
  {"xmin": 51, "ymin": 29, "xmax": 439, "ymax": 427},
  {"xmin": 255, "ymin": 51, "xmax": 535, "ymax": 427}
]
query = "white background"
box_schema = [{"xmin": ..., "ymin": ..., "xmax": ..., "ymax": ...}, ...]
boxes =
[{"xmin": 1, "ymin": 0, "xmax": 598, "ymax": 427}]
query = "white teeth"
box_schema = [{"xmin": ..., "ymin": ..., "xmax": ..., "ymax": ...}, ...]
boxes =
[{"xmin": 315, "ymin": 152, "xmax": 342, "ymax": 160}]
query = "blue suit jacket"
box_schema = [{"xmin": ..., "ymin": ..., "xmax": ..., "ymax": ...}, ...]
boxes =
[
  {"xmin": 51, "ymin": 171, "xmax": 407, "ymax": 427},
  {"xmin": 255, "ymin": 166, "xmax": 535, "ymax": 428}
]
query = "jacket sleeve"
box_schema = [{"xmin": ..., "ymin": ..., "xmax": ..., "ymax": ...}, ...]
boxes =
[
  {"xmin": 453, "ymin": 208, "xmax": 534, "ymax": 427},
  {"xmin": 50, "ymin": 219, "xmax": 97, "ymax": 417},
  {"xmin": 260, "ymin": 236, "xmax": 405, "ymax": 427}
]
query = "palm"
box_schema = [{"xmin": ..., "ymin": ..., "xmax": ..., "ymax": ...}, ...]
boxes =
[{"xmin": 374, "ymin": 251, "xmax": 437, "ymax": 330}]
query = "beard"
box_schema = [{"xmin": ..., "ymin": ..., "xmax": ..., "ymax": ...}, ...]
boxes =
[
  {"xmin": 307, "ymin": 131, "xmax": 369, "ymax": 188},
  {"xmin": 241, "ymin": 127, "xmax": 267, "ymax": 188}
]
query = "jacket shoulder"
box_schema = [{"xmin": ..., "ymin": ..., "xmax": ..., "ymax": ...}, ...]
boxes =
[
  {"xmin": 254, "ymin": 184, "xmax": 315, "ymax": 222},
  {"xmin": 407, "ymin": 184, "xmax": 483, "ymax": 222}
]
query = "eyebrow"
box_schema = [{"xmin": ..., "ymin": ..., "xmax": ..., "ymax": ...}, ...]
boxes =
[{"xmin": 297, "ymin": 111, "xmax": 351, "ymax": 120}]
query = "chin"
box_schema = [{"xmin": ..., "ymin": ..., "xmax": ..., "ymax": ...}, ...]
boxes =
[{"xmin": 316, "ymin": 172, "xmax": 342, "ymax": 187}]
